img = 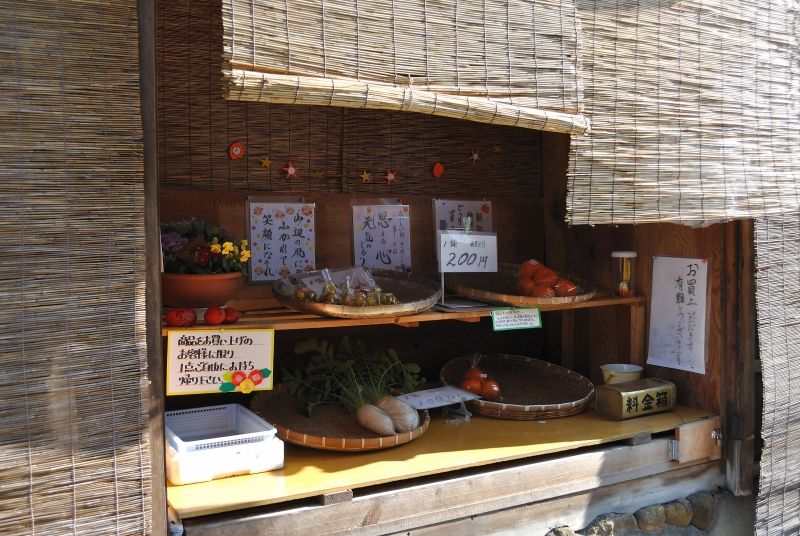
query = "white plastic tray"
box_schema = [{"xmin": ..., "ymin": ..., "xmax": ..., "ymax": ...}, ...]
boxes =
[{"xmin": 165, "ymin": 404, "xmax": 283, "ymax": 485}]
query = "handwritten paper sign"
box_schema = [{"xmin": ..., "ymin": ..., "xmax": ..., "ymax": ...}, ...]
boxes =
[
  {"xmin": 647, "ymin": 256, "xmax": 708, "ymax": 374},
  {"xmin": 397, "ymin": 386, "xmax": 480, "ymax": 410},
  {"xmin": 248, "ymin": 202, "xmax": 315, "ymax": 281},
  {"xmin": 491, "ymin": 308, "xmax": 542, "ymax": 330},
  {"xmin": 166, "ymin": 329, "xmax": 275, "ymax": 395},
  {"xmin": 352, "ymin": 204, "xmax": 411, "ymax": 271},
  {"xmin": 438, "ymin": 230, "xmax": 498, "ymax": 273},
  {"xmin": 434, "ymin": 199, "xmax": 493, "ymax": 232}
]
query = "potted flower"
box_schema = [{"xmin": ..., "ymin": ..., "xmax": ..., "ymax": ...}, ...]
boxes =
[{"xmin": 160, "ymin": 218, "xmax": 251, "ymax": 308}]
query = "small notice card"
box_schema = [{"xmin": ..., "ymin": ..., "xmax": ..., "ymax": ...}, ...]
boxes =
[
  {"xmin": 434, "ymin": 199, "xmax": 493, "ymax": 232},
  {"xmin": 397, "ymin": 386, "xmax": 481, "ymax": 410},
  {"xmin": 438, "ymin": 230, "xmax": 498, "ymax": 273},
  {"xmin": 491, "ymin": 308, "xmax": 542, "ymax": 330},
  {"xmin": 248, "ymin": 201, "xmax": 316, "ymax": 281},
  {"xmin": 352, "ymin": 204, "xmax": 411, "ymax": 271},
  {"xmin": 647, "ymin": 256, "xmax": 708, "ymax": 374},
  {"xmin": 166, "ymin": 329, "xmax": 275, "ymax": 396}
]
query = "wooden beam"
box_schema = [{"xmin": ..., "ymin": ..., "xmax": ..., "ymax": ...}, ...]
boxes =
[
  {"xmin": 181, "ymin": 439, "xmax": 722, "ymax": 536},
  {"xmin": 138, "ymin": 0, "xmax": 167, "ymax": 533},
  {"xmin": 629, "ymin": 301, "xmax": 646, "ymax": 367}
]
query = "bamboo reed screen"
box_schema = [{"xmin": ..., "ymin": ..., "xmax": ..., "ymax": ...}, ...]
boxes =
[
  {"xmin": 567, "ymin": 1, "xmax": 800, "ymax": 225},
  {"xmin": 221, "ymin": 0, "xmax": 589, "ymax": 135},
  {"xmin": 0, "ymin": 2, "xmax": 150, "ymax": 534},
  {"xmin": 158, "ymin": 0, "xmax": 543, "ymax": 196},
  {"xmin": 755, "ymin": 213, "xmax": 800, "ymax": 536}
]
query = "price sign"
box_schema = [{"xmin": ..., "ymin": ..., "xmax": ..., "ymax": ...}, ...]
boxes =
[
  {"xmin": 397, "ymin": 386, "xmax": 480, "ymax": 410},
  {"xmin": 438, "ymin": 230, "xmax": 498, "ymax": 273},
  {"xmin": 491, "ymin": 308, "xmax": 542, "ymax": 330},
  {"xmin": 166, "ymin": 329, "xmax": 275, "ymax": 396}
]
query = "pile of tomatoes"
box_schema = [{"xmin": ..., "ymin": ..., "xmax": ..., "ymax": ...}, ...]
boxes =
[
  {"xmin": 516, "ymin": 259, "xmax": 580, "ymax": 298},
  {"xmin": 164, "ymin": 306, "xmax": 240, "ymax": 327},
  {"xmin": 458, "ymin": 366, "xmax": 501, "ymax": 399}
]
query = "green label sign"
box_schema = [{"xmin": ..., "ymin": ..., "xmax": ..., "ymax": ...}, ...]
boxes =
[{"xmin": 491, "ymin": 308, "xmax": 541, "ymax": 331}]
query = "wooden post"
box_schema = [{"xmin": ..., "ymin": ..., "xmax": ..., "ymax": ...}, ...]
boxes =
[
  {"xmin": 139, "ymin": 0, "xmax": 168, "ymax": 532},
  {"xmin": 629, "ymin": 302, "xmax": 646, "ymax": 367}
]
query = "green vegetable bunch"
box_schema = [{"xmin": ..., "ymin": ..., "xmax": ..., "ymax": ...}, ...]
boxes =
[{"xmin": 284, "ymin": 337, "xmax": 426, "ymax": 416}]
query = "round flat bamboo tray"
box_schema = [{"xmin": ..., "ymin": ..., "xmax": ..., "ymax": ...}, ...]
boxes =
[
  {"xmin": 446, "ymin": 263, "xmax": 595, "ymax": 306},
  {"xmin": 440, "ymin": 354, "xmax": 595, "ymax": 420},
  {"xmin": 250, "ymin": 386, "xmax": 430, "ymax": 451},
  {"xmin": 274, "ymin": 269, "xmax": 441, "ymax": 319}
]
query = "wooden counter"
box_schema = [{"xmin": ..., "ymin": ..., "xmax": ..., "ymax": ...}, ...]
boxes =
[{"xmin": 168, "ymin": 405, "xmax": 714, "ymax": 518}]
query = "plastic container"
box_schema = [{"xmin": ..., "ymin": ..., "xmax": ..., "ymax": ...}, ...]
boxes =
[
  {"xmin": 611, "ymin": 251, "xmax": 637, "ymax": 297},
  {"xmin": 165, "ymin": 404, "xmax": 284, "ymax": 485}
]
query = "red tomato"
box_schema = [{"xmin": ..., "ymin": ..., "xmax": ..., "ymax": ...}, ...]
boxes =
[
  {"xmin": 519, "ymin": 259, "xmax": 543, "ymax": 280},
  {"xmin": 517, "ymin": 278, "xmax": 537, "ymax": 296},
  {"xmin": 480, "ymin": 379, "xmax": 501, "ymax": 399},
  {"xmin": 224, "ymin": 307, "xmax": 240, "ymax": 324},
  {"xmin": 165, "ymin": 308, "xmax": 196, "ymax": 327},
  {"xmin": 204, "ymin": 306, "xmax": 226, "ymax": 326},
  {"xmin": 533, "ymin": 268, "xmax": 558, "ymax": 287},
  {"xmin": 554, "ymin": 278, "xmax": 579, "ymax": 297},
  {"xmin": 532, "ymin": 285, "xmax": 557, "ymax": 298},
  {"xmin": 459, "ymin": 378, "xmax": 482, "ymax": 394},
  {"xmin": 463, "ymin": 367, "xmax": 488, "ymax": 381}
]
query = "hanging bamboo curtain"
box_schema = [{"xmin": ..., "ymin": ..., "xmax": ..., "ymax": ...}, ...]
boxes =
[
  {"xmin": 0, "ymin": 1, "xmax": 150, "ymax": 534},
  {"xmin": 754, "ymin": 213, "xmax": 800, "ymax": 536},
  {"xmin": 221, "ymin": 0, "xmax": 589, "ymax": 135},
  {"xmin": 567, "ymin": 1, "xmax": 800, "ymax": 225}
]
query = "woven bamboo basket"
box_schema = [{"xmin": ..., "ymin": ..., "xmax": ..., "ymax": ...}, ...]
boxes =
[
  {"xmin": 446, "ymin": 263, "xmax": 595, "ymax": 307},
  {"xmin": 250, "ymin": 386, "xmax": 430, "ymax": 451},
  {"xmin": 274, "ymin": 269, "xmax": 441, "ymax": 319},
  {"xmin": 440, "ymin": 354, "xmax": 595, "ymax": 420}
]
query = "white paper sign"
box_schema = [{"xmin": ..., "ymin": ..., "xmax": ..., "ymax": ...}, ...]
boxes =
[
  {"xmin": 491, "ymin": 308, "xmax": 542, "ymax": 330},
  {"xmin": 647, "ymin": 256, "xmax": 708, "ymax": 374},
  {"xmin": 166, "ymin": 329, "xmax": 275, "ymax": 395},
  {"xmin": 434, "ymin": 199, "xmax": 493, "ymax": 232},
  {"xmin": 352, "ymin": 205, "xmax": 411, "ymax": 271},
  {"xmin": 438, "ymin": 230, "xmax": 498, "ymax": 273},
  {"xmin": 397, "ymin": 386, "xmax": 481, "ymax": 410},
  {"xmin": 248, "ymin": 202, "xmax": 315, "ymax": 280}
]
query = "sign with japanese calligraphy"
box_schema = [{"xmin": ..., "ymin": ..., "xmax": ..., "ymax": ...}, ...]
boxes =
[
  {"xmin": 166, "ymin": 329, "xmax": 274, "ymax": 396},
  {"xmin": 438, "ymin": 230, "xmax": 498, "ymax": 273},
  {"xmin": 647, "ymin": 256, "xmax": 708, "ymax": 374},
  {"xmin": 491, "ymin": 308, "xmax": 541, "ymax": 330},
  {"xmin": 397, "ymin": 385, "xmax": 480, "ymax": 410},
  {"xmin": 352, "ymin": 204, "xmax": 411, "ymax": 271},
  {"xmin": 248, "ymin": 202, "xmax": 315, "ymax": 281},
  {"xmin": 434, "ymin": 199, "xmax": 493, "ymax": 232}
]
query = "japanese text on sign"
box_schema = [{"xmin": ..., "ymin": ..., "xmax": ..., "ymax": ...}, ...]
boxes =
[
  {"xmin": 397, "ymin": 386, "xmax": 480, "ymax": 410},
  {"xmin": 352, "ymin": 205, "xmax": 411, "ymax": 272},
  {"xmin": 438, "ymin": 230, "xmax": 498, "ymax": 273},
  {"xmin": 624, "ymin": 390, "xmax": 672, "ymax": 416},
  {"xmin": 434, "ymin": 199, "xmax": 493, "ymax": 232},
  {"xmin": 166, "ymin": 329, "xmax": 275, "ymax": 395},
  {"xmin": 647, "ymin": 256, "xmax": 708, "ymax": 374},
  {"xmin": 248, "ymin": 202, "xmax": 315, "ymax": 281},
  {"xmin": 491, "ymin": 308, "xmax": 541, "ymax": 330}
]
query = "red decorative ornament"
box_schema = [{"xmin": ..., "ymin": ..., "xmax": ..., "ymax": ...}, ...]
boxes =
[
  {"xmin": 229, "ymin": 141, "xmax": 245, "ymax": 160},
  {"xmin": 432, "ymin": 161, "xmax": 445, "ymax": 178},
  {"xmin": 468, "ymin": 149, "xmax": 480, "ymax": 164},
  {"xmin": 283, "ymin": 161, "xmax": 300, "ymax": 179},
  {"xmin": 385, "ymin": 169, "xmax": 397, "ymax": 185}
]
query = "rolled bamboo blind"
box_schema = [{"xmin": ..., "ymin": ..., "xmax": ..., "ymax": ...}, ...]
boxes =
[
  {"xmin": 567, "ymin": 1, "xmax": 800, "ymax": 225},
  {"xmin": 754, "ymin": 213, "xmax": 800, "ymax": 536},
  {"xmin": 221, "ymin": 0, "xmax": 590, "ymax": 135},
  {"xmin": 0, "ymin": 1, "xmax": 151, "ymax": 534}
]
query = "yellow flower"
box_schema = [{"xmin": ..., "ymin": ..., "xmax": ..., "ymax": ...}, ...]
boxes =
[
  {"xmin": 240, "ymin": 250, "xmax": 251, "ymax": 263},
  {"xmin": 210, "ymin": 243, "xmax": 222, "ymax": 254},
  {"xmin": 238, "ymin": 378, "xmax": 256, "ymax": 394},
  {"xmin": 240, "ymin": 240, "xmax": 248, "ymax": 248},
  {"xmin": 232, "ymin": 245, "xmax": 239, "ymax": 255},
  {"xmin": 221, "ymin": 241, "xmax": 234, "ymax": 255}
]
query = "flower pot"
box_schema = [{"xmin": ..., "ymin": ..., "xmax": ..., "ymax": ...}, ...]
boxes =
[{"xmin": 161, "ymin": 272, "xmax": 244, "ymax": 308}]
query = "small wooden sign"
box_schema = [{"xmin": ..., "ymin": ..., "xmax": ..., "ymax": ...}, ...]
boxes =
[
  {"xmin": 438, "ymin": 230, "xmax": 498, "ymax": 273},
  {"xmin": 491, "ymin": 308, "xmax": 542, "ymax": 330},
  {"xmin": 166, "ymin": 329, "xmax": 275, "ymax": 396}
]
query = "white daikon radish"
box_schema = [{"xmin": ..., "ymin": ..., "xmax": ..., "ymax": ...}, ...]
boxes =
[
  {"xmin": 376, "ymin": 396, "xmax": 420, "ymax": 432},
  {"xmin": 355, "ymin": 404, "xmax": 396, "ymax": 436}
]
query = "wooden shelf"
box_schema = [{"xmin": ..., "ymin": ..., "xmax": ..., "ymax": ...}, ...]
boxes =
[
  {"xmin": 167, "ymin": 405, "xmax": 715, "ymax": 518},
  {"xmin": 162, "ymin": 295, "xmax": 646, "ymax": 335}
]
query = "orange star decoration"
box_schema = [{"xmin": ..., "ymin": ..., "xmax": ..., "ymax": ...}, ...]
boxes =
[
  {"xmin": 432, "ymin": 161, "xmax": 445, "ymax": 178},
  {"xmin": 283, "ymin": 161, "xmax": 300, "ymax": 179},
  {"xmin": 360, "ymin": 170, "xmax": 373, "ymax": 184},
  {"xmin": 310, "ymin": 170, "xmax": 324, "ymax": 180},
  {"xmin": 259, "ymin": 157, "xmax": 272, "ymax": 170},
  {"xmin": 385, "ymin": 169, "xmax": 397, "ymax": 185},
  {"xmin": 468, "ymin": 149, "xmax": 480, "ymax": 164}
]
